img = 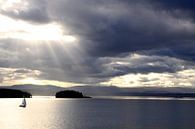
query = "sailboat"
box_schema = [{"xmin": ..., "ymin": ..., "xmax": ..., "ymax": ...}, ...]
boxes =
[{"xmin": 19, "ymin": 98, "xmax": 27, "ymax": 108}]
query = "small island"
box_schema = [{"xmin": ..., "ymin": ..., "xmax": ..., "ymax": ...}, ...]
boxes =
[
  {"xmin": 55, "ymin": 90, "xmax": 91, "ymax": 98},
  {"xmin": 0, "ymin": 89, "xmax": 32, "ymax": 98}
]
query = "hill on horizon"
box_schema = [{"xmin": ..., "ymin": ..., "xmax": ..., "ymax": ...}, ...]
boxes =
[
  {"xmin": 1, "ymin": 84, "xmax": 195, "ymax": 97},
  {"xmin": 0, "ymin": 84, "xmax": 65, "ymax": 96}
]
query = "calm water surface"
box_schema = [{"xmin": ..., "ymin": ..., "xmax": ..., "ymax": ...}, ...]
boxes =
[{"xmin": 0, "ymin": 97, "xmax": 195, "ymax": 129}]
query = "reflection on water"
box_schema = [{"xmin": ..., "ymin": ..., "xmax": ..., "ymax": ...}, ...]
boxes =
[{"xmin": 0, "ymin": 98, "xmax": 195, "ymax": 129}]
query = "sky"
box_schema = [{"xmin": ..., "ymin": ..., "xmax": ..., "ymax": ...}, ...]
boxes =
[{"xmin": 0, "ymin": 0, "xmax": 195, "ymax": 87}]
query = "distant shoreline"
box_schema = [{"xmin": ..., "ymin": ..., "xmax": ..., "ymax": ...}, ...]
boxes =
[{"xmin": 117, "ymin": 92, "xmax": 195, "ymax": 98}]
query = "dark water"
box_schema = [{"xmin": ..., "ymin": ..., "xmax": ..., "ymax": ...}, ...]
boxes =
[{"xmin": 0, "ymin": 97, "xmax": 195, "ymax": 129}]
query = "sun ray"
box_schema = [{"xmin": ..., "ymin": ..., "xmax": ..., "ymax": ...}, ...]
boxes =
[{"xmin": 0, "ymin": 14, "xmax": 77, "ymax": 43}]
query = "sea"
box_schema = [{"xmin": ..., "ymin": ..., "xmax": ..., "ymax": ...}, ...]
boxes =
[{"xmin": 0, "ymin": 97, "xmax": 195, "ymax": 129}]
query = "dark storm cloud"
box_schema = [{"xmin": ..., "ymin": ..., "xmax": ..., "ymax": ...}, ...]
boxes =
[
  {"xmin": 46, "ymin": 0, "xmax": 195, "ymax": 57},
  {"xmin": 151, "ymin": 0, "xmax": 195, "ymax": 13},
  {"xmin": 46, "ymin": 0, "xmax": 195, "ymax": 83},
  {"xmin": 149, "ymin": 0, "xmax": 195, "ymax": 27},
  {"xmin": 139, "ymin": 44, "xmax": 195, "ymax": 62}
]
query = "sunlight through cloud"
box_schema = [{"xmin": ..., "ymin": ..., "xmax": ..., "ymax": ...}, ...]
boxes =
[{"xmin": 0, "ymin": 14, "xmax": 77, "ymax": 43}]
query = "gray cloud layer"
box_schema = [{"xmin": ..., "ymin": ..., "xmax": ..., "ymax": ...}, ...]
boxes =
[{"xmin": 0, "ymin": 0, "xmax": 195, "ymax": 85}]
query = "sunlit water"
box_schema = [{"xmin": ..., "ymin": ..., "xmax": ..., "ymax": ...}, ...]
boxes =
[{"xmin": 0, "ymin": 97, "xmax": 195, "ymax": 129}]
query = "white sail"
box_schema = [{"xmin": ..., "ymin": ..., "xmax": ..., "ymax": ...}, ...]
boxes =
[
  {"xmin": 19, "ymin": 98, "xmax": 27, "ymax": 107},
  {"xmin": 22, "ymin": 98, "xmax": 26, "ymax": 105}
]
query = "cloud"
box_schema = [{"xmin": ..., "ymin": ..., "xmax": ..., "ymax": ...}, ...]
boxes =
[
  {"xmin": 0, "ymin": 0, "xmax": 50, "ymax": 23},
  {"xmin": 151, "ymin": 0, "xmax": 195, "ymax": 13},
  {"xmin": 0, "ymin": 0, "xmax": 195, "ymax": 86},
  {"xmin": 138, "ymin": 44, "xmax": 195, "ymax": 62},
  {"xmin": 46, "ymin": 0, "xmax": 195, "ymax": 57},
  {"xmin": 0, "ymin": 67, "xmax": 42, "ymax": 85},
  {"xmin": 102, "ymin": 69, "xmax": 195, "ymax": 87},
  {"xmin": 89, "ymin": 53, "xmax": 192, "ymax": 79}
]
